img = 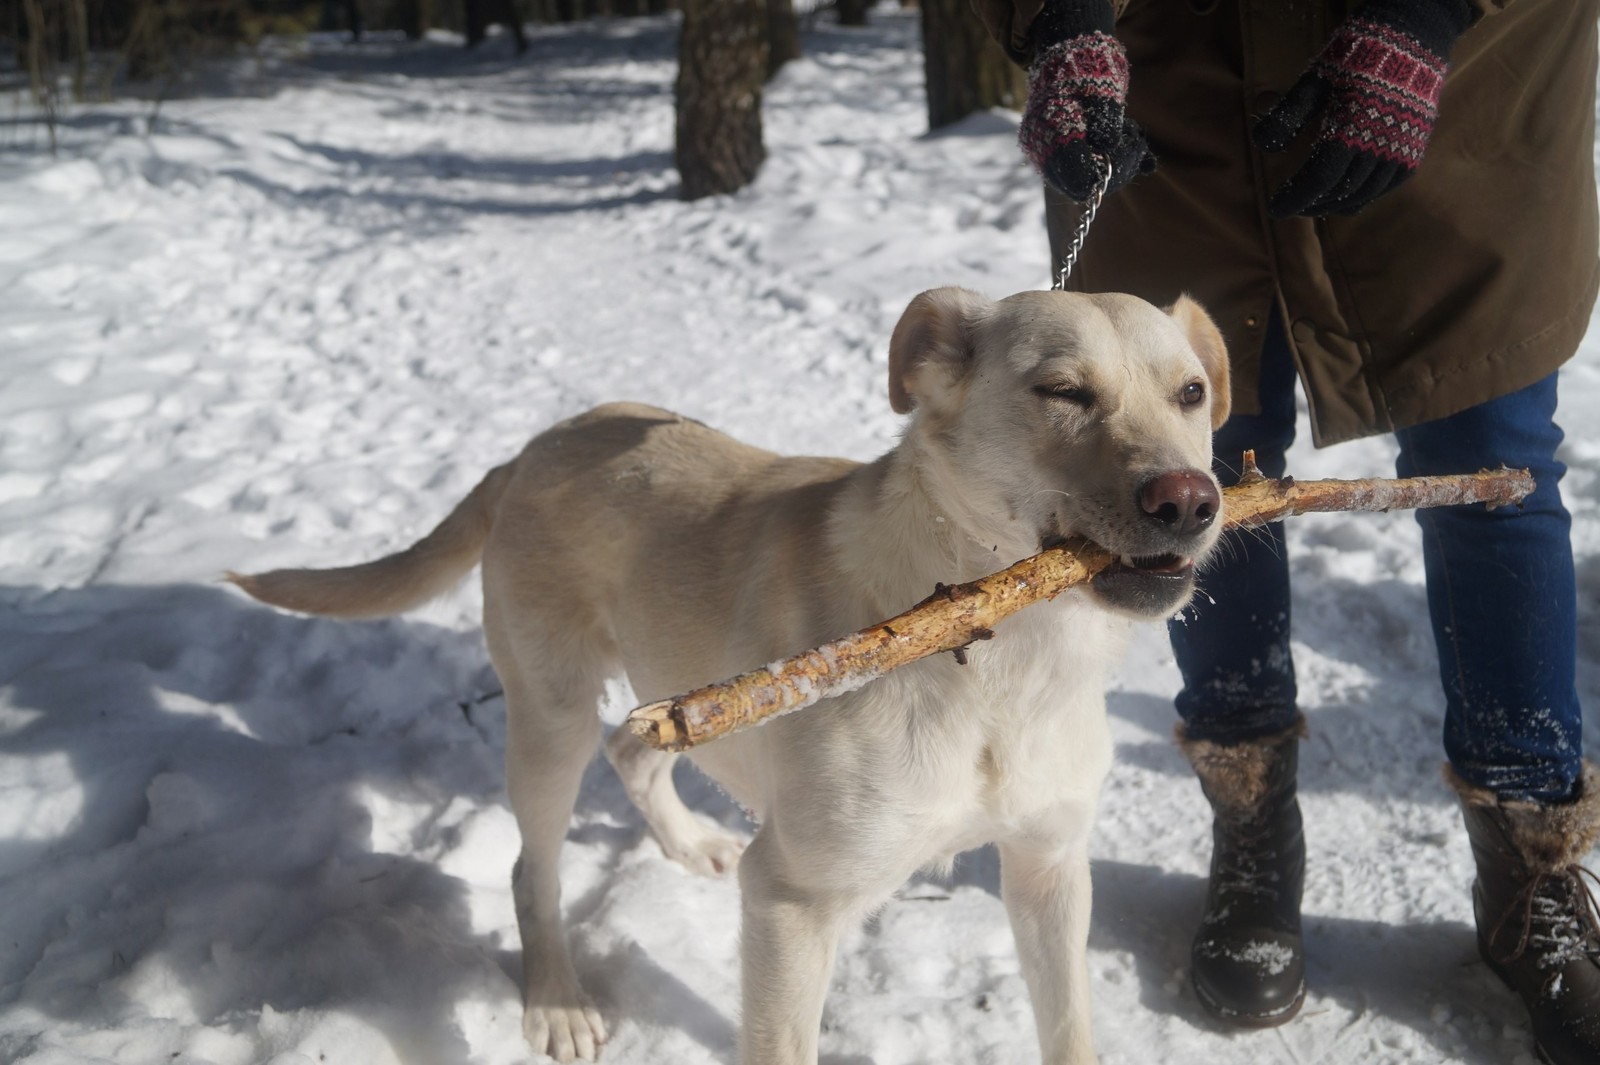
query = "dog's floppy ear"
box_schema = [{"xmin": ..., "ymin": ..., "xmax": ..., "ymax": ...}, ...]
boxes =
[
  {"xmin": 888, "ymin": 287, "xmax": 992, "ymax": 415},
  {"xmin": 1168, "ymin": 294, "xmax": 1232, "ymax": 430}
]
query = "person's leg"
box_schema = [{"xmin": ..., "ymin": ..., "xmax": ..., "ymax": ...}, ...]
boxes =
[
  {"xmin": 1170, "ymin": 307, "xmax": 1299, "ymax": 743},
  {"xmin": 1398, "ymin": 376, "xmax": 1600, "ymax": 1065},
  {"xmin": 1393, "ymin": 373, "xmax": 1581, "ymax": 801},
  {"xmin": 1170, "ymin": 308, "xmax": 1308, "ymax": 1025}
]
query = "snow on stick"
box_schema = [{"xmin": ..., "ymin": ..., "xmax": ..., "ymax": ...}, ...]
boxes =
[{"xmin": 625, "ymin": 455, "xmax": 1535, "ymax": 752}]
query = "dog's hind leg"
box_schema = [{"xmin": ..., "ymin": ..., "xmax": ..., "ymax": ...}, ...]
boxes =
[
  {"xmin": 493, "ymin": 613, "xmax": 613, "ymax": 1063},
  {"xmin": 603, "ymin": 728, "xmax": 745, "ymax": 877}
]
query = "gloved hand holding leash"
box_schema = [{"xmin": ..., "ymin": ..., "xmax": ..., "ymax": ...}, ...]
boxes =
[
  {"xmin": 1021, "ymin": 0, "xmax": 1478, "ymax": 218},
  {"xmin": 1017, "ymin": 0, "xmax": 1154, "ymax": 205}
]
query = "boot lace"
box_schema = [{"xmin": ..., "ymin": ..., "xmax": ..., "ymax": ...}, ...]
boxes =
[
  {"xmin": 1490, "ymin": 862, "xmax": 1600, "ymax": 970},
  {"xmin": 1214, "ymin": 821, "xmax": 1282, "ymax": 900}
]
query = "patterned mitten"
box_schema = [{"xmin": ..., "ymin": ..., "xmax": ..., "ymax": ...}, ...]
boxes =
[
  {"xmin": 1253, "ymin": 0, "xmax": 1476, "ymax": 217},
  {"xmin": 1018, "ymin": 0, "xmax": 1155, "ymax": 204}
]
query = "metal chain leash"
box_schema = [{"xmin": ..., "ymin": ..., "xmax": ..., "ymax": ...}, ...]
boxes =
[{"xmin": 1052, "ymin": 157, "xmax": 1113, "ymax": 291}]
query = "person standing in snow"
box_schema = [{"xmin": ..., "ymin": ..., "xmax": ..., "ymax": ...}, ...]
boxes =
[{"xmin": 973, "ymin": 0, "xmax": 1600, "ymax": 1060}]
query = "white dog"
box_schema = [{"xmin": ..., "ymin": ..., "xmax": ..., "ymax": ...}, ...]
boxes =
[{"xmin": 232, "ymin": 287, "xmax": 1231, "ymax": 1065}]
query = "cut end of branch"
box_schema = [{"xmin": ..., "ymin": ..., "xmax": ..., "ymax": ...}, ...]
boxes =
[
  {"xmin": 1485, "ymin": 466, "xmax": 1536, "ymax": 509},
  {"xmin": 627, "ymin": 700, "xmax": 689, "ymax": 752}
]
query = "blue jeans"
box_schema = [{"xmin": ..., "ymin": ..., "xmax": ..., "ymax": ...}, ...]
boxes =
[{"xmin": 1168, "ymin": 314, "xmax": 1583, "ymax": 802}]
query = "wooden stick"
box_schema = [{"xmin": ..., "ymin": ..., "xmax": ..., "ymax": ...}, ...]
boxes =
[{"xmin": 626, "ymin": 456, "xmax": 1535, "ymax": 752}]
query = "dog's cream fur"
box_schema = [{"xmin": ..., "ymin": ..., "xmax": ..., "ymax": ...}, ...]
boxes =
[{"xmin": 233, "ymin": 288, "xmax": 1231, "ymax": 1065}]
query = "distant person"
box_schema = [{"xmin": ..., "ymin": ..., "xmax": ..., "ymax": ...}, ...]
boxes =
[
  {"xmin": 975, "ymin": 0, "xmax": 1600, "ymax": 1060},
  {"xmin": 465, "ymin": 0, "xmax": 529, "ymax": 54},
  {"xmin": 321, "ymin": 0, "xmax": 365, "ymax": 40}
]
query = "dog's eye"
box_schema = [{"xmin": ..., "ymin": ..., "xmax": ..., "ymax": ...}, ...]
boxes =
[
  {"xmin": 1034, "ymin": 384, "xmax": 1094, "ymax": 407},
  {"xmin": 1180, "ymin": 382, "xmax": 1206, "ymax": 407}
]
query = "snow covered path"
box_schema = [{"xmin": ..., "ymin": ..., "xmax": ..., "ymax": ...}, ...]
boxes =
[{"xmin": 2, "ymin": 13, "xmax": 1599, "ymax": 1065}]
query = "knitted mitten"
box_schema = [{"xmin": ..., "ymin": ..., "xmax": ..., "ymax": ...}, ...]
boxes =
[
  {"xmin": 1253, "ymin": 0, "xmax": 1476, "ymax": 217},
  {"xmin": 1018, "ymin": 0, "xmax": 1155, "ymax": 203}
]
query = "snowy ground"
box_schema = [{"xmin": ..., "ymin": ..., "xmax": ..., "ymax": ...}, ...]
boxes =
[{"xmin": 3, "ymin": 12, "xmax": 1599, "ymax": 1065}]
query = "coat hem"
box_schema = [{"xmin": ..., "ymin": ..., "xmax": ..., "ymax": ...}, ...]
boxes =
[{"xmin": 1310, "ymin": 255, "xmax": 1600, "ymax": 448}]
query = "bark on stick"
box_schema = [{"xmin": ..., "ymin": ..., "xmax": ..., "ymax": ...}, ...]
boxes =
[{"xmin": 625, "ymin": 457, "xmax": 1534, "ymax": 752}]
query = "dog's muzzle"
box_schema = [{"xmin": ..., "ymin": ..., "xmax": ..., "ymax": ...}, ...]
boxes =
[{"xmin": 1082, "ymin": 468, "xmax": 1221, "ymax": 618}]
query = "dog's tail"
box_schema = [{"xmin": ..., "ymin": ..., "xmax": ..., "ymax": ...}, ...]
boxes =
[{"xmin": 227, "ymin": 462, "xmax": 516, "ymax": 619}]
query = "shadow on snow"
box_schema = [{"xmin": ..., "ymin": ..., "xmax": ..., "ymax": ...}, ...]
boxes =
[{"xmin": 0, "ymin": 580, "xmax": 739, "ymax": 1063}]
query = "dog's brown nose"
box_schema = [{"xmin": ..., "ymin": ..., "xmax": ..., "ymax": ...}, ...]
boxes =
[{"xmin": 1138, "ymin": 470, "xmax": 1220, "ymax": 535}]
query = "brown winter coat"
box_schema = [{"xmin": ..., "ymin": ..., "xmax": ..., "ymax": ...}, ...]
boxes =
[{"xmin": 976, "ymin": 0, "xmax": 1599, "ymax": 446}]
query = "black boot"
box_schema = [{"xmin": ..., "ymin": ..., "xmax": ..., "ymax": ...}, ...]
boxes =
[
  {"xmin": 1449, "ymin": 762, "xmax": 1600, "ymax": 1065},
  {"xmin": 1179, "ymin": 717, "xmax": 1307, "ymax": 1026}
]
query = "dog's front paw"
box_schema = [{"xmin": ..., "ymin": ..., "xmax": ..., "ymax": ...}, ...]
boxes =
[
  {"xmin": 658, "ymin": 817, "xmax": 746, "ymax": 877},
  {"xmin": 523, "ymin": 998, "xmax": 608, "ymax": 1063}
]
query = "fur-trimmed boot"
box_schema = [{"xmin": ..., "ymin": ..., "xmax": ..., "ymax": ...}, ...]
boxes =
[
  {"xmin": 1448, "ymin": 762, "xmax": 1600, "ymax": 1065},
  {"xmin": 1179, "ymin": 717, "xmax": 1308, "ymax": 1026}
]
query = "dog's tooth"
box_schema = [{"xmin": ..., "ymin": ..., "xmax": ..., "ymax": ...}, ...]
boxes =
[{"xmin": 1120, "ymin": 554, "xmax": 1135, "ymax": 567}]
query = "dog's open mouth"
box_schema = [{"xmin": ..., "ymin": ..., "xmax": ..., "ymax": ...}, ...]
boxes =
[
  {"xmin": 1113, "ymin": 552, "xmax": 1192, "ymax": 576},
  {"xmin": 1089, "ymin": 552, "xmax": 1197, "ymax": 616}
]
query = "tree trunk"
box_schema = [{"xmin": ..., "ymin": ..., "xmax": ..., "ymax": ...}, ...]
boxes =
[
  {"xmin": 396, "ymin": 0, "xmax": 434, "ymax": 38},
  {"xmin": 919, "ymin": 0, "xmax": 1024, "ymax": 129},
  {"xmin": 21, "ymin": 0, "xmax": 58, "ymax": 147},
  {"xmin": 765, "ymin": 0, "xmax": 800, "ymax": 78},
  {"xmin": 837, "ymin": 0, "xmax": 869, "ymax": 25},
  {"xmin": 502, "ymin": 0, "xmax": 527, "ymax": 51},
  {"xmin": 66, "ymin": 0, "xmax": 88, "ymax": 99},
  {"xmin": 675, "ymin": 0, "xmax": 767, "ymax": 200}
]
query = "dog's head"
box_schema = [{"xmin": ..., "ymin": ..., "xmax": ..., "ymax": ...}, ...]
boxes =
[{"xmin": 888, "ymin": 287, "xmax": 1231, "ymax": 620}]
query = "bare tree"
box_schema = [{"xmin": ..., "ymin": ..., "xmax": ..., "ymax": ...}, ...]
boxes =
[
  {"xmin": 329, "ymin": 0, "xmax": 365, "ymax": 40},
  {"xmin": 675, "ymin": 0, "xmax": 767, "ymax": 199},
  {"xmin": 765, "ymin": 0, "xmax": 799, "ymax": 78},
  {"xmin": 919, "ymin": 0, "xmax": 1023, "ymax": 129},
  {"xmin": 395, "ymin": 0, "xmax": 435, "ymax": 37}
]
